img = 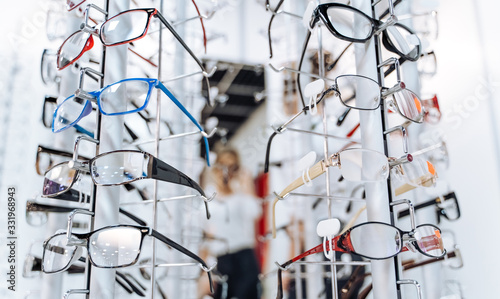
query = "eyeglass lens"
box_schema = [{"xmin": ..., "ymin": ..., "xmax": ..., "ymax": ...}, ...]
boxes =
[
  {"xmin": 391, "ymin": 89, "xmax": 423, "ymax": 123},
  {"xmin": 324, "ymin": 6, "xmax": 373, "ymax": 40},
  {"xmin": 88, "ymin": 227, "xmax": 143, "ymax": 267},
  {"xmin": 100, "ymin": 10, "xmax": 151, "ymax": 46},
  {"xmin": 53, "ymin": 96, "xmax": 92, "ymax": 133},
  {"xmin": 99, "ymin": 80, "xmax": 152, "ymax": 115},
  {"xmin": 335, "ymin": 75, "xmax": 380, "ymax": 109},
  {"xmin": 413, "ymin": 225, "xmax": 445, "ymax": 257},
  {"xmin": 43, "ymin": 162, "xmax": 78, "ymax": 196},
  {"xmin": 43, "ymin": 234, "xmax": 79, "ymax": 273},
  {"xmin": 338, "ymin": 149, "xmax": 389, "ymax": 182},
  {"xmin": 58, "ymin": 31, "xmax": 92, "ymax": 70},
  {"xmin": 91, "ymin": 151, "xmax": 149, "ymax": 185},
  {"xmin": 347, "ymin": 223, "xmax": 401, "ymax": 259}
]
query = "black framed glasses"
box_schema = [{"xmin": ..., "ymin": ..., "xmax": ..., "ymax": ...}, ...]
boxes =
[
  {"xmin": 42, "ymin": 224, "xmax": 214, "ymax": 293},
  {"xmin": 308, "ymin": 3, "xmax": 421, "ymax": 60},
  {"xmin": 42, "ymin": 149, "xmax": 210, "ymax": 219},
  {"xmin": 292, "ymin": 2, "xmax": 421, "ymax": 109},
  {"xmin": 398, "ymin": 191, "xmax": 460, "ymax": 223}
]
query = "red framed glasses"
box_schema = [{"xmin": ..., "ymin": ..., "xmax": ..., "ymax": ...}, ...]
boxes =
[
  {"xmin": 276, "ymin": 221, "xmax": 445, "ymax": 298},
  {"xmin": 57, "ymin": 8, "xmax": 206, "ymax": 72}
]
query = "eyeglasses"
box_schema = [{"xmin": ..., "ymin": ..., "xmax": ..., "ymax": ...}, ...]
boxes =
[
  {"xmin": 42, "ymin": 149, "xmax": 210, "ymax": 218},
  {"xmin": 276, "ymin": 221, "xmax": 445, "ymax": 298},
  {"xmin": 57, "ymin": 8, "xmax": 206, "ymax": 73},
  {"xmin": 264, "ymin": 77, "xmax": 422, "ymax": 172},
  {"xmin": 65, "ymin": 1, "xmax": 208, "ymax": 52},
  {"xmin": 42, "ymin": 224, "xmax": 214, "ymax": 292},
  {"xmin": 25, "ymin": 201, "xmax": 147, "ymax": 227},
  {"xmin": 398, "ymin": 191, "xmax": 460, "ymax": 224},
  {"xmin": 271, "ymin": 148, "xmax": 394, "ymax": 237},
  {"xmin": 51, "ymin": 77, "xmax": 211, "ymax": 165},
  {"xmin": 311, "ymin": 2, "xmax": 420, "ymax": 58}
]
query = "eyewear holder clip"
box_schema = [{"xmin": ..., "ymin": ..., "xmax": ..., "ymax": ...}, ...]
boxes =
[
  {"xmin": 63, "ymin": 288, "xmax": 90, "ymax": 299},
  {"xmin": 390, "ymin": 199, "xmax": 416, "ymax": 230},
  {"xmin": 373, "ymin": 0, "xmax": 397, "ymax": 34},
  {"xmin": 66, "ymin": 209, "xmax": 94, "ymax": 245},
  {"xmin": 384, "ymin": 120, "xmax": 412, "ymax": 154},
  {"xmin": 397, "ymin": 279, "xmax": 423, "ymax": 299},
  {"xmin": 379, "ymin": 58, "xmax": 404, "ymax": 97},
  {"xmin": 72, "ymin": 135, "xmax": 100, "ymax": 163},
  {"xmin": 199, "ymin": 262, "xmax": 217, "ymax": 273},
  {"xmin": 131, "ymin": 127, "xmax": 218, "ymax": 146},
  {"xmin": 77, "ymin": 67, "xmax": 104, "ymax": 91},
  {"xmin": 388, "ymin": 153, "xmax": 413, "ymax": 168},
  {"xmin": 80, "ymin": 4, "xmax": 107, "ymax": 36},
  {"xmin": 274, "ymin": 261, "xmax": 292, "ymax": 272}
]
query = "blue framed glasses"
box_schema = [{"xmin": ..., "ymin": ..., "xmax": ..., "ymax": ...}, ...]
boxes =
[{"xmin": 52, "ymin": 78, "xmax": 211, "ymax": 165}]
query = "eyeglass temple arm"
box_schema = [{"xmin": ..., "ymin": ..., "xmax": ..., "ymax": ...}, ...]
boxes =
[
  {"xmin": 156, "ymin": 81, "xmax": 211, "ymax": 166},
  {"xmin": 153, "ymin": 11, "xmax": 213, "ymax": 104},
  {"xmin": 272, "ymin": 159, "xmax": 326, "ymax": 238},
  {"xmin": 266, "ymin": 0, "xmax": 285, "ymax": 58},
  {"xmin": 149, "ymin": 157, "xmax": 211, "ymax": 219},
  {"xmin": 296, "ymin": 30, "xmax": 312, "ymax": 113},
  {"xmin": 149, "ymin": 229, "xmax": 215, "ymax": 293},
  {"xmin": 384, "ymin": 125, "xmax": 409, "ymax": 154},
  {"xmin": 72, "ymin": 135, "xmax": 100, "ymax": 162},
  {"xmin": 276, "ymin": 238, "xmax": 347, "ymax": 299},
  {"xmin": 115, "ymin": 271, "xmax": 146, "ymax": 296},
  {"xmin": 402, "ymin": 250, "xmax": 456, "ymax": 271}
]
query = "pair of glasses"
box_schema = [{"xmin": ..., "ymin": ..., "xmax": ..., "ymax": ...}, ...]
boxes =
[
  {"xmin": 264, "ymin": 76, "xmax": 422, "ymax": 173},
  {"xmin": 25, "ymin": 201, "xmax": 147, "ymax": 227},
  {"xmin": 42, "ymin": 224, "xmax": 214, "ymax": 293},
  {"xmin": 52, "ymin": 77, "xmax": 211, "ymax": 165},
  {"xmin": 57, "ymin": 8, "xmax": 206, "ymax": 73},
  {"xmin": 65, "ymin": 0, "xmax": 207, "ymax": 52},
  {"xmin": 398, "ymin": 191, "xmax": 460, "ymax": 224},
  {"xmin": 293, "ymin": 3, "xmax": 421, "ymax": 110},
  {"xmin": 271, "ymin": 148, "xmax": 398, "ymax": 237},
  {"xmin": 42, "ymin": 149, "xmax": 211, "ymax": 219},
  {"xmin": 276, "ymin": 221, "xmax": 445, "ymax": 298}
]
